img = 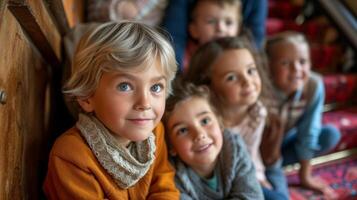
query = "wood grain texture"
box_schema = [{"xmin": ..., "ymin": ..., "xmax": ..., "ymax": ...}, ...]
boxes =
[
  {"xmin": 0, "ymin": 0, "xmax": 64, "ymax": 199},
  {"xmin": 62, "ymin": 0, "xmax": 85, "ymax": 27}
]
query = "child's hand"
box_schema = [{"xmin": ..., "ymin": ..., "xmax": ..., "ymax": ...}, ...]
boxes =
[{"xmin": 260, "ymin": 180, "xmax": 272, "ymax": 189}]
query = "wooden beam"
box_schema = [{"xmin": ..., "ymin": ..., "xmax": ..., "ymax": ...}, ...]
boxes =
[
  {"xmin": 45, "ymin": 0, "xmax": 70, "ymax": 36},
  {"xmin": 8, "ymin": 1, "xmax": 61, "ymax": 68}
]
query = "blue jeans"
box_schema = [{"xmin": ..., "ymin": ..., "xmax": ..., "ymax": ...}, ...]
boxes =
[
  {"xmin": 282, "ymin": 124, "xmax": 341, "ymax": 165},
  {"xmin": 262, "ymin": 185, "xmax": 288, "ymax": 200},
  {"xmin": 265, "ymin": 159, "xmax": 290, "ymax": 200}
]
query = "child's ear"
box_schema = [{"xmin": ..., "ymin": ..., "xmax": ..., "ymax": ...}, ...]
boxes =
[
  {"xmin": 188, "ymin": 23, "xmax": 199, "ymax": 40},
  {"xmin": 77, "ymin": 98, "xmax": 94, "ymax": 113}
]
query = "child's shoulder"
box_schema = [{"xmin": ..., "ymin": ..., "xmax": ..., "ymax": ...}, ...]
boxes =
[
  {"xmin": 308, "ymin": 72, "xmax": 323, "ymax": 86},
  {"xmin": 222, "ymin": 130, "xmax": 247, "ymax": 153},
  {"xmin": 50, "ymin": 127, "xmax": 94, "ymax": 164},
  {"xmin": 153, "ymin": 121, "xmax": 165, "ymax": 142},
  {"xmin": 304, "ymin": 72, "xmax": 324, "ymax": 98},
  {"xmin": 248, "ymin": 101, "xmax": 267, "ymax": 119}
]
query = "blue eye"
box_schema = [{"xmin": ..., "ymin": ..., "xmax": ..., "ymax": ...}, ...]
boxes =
[
  {"xmin": 117, "ymin": 82, "xmax": 132, "ymax": 91},
  {"xmin": 201, "ymin": 117, "xmax": 211, "ymax": 126},
  {"xmin": 151, "ymin": 84, "xmax": 163, "ymax": 93}
]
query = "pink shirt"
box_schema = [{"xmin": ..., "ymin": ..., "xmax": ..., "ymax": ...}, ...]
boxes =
[{"xmin": 228, "ymin": 101, "xmax": 267, "ymax": 182}]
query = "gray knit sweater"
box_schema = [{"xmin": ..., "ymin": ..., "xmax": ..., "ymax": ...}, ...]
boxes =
[{"xmin": 172, "ymin": 130, "xmax": 264, "ymax": 200}]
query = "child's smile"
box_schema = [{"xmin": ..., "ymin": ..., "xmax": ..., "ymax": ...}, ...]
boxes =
[
  {"xmin": 211, "ymin": 49, "xmax": 261, "ymax": 107},
  {"xmin": 78, "ymin": 58, "xmax": 167, "ymax": 146},
  {"xmin": 167, "ymin": 97, "xmax": 223, "ymax": 178}
]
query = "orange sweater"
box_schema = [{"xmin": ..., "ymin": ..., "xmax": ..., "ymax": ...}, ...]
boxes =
[{"xmin": 44, "ymin": 122, "xmax": 179, "ymax": 200}]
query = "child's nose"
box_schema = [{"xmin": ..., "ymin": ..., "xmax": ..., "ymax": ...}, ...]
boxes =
[
  {"xmin": 216, "ymin": 21, "xmax": 225, "ymax": 32},
  {"xmin": 291, "ymin": 61, "xmax": 301, "ymax": 71},
  {"xmin": 134, "ymin": 91, "xmax": 151, "ymax": 111},
  {"xmin": 194, "ymin": 127, "xmax": 207, "ymax": 142},
  {"xmin": 240, "ymin": 75, "xmax": 249, "ymax": 86}
]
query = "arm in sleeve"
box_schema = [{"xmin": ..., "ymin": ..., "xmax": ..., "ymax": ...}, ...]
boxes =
[
  {"xmin": 147, "ymin": 123, "xmax": 180, "ymax": 200},
  {"xmin": 44, "ymin": 155, "xmax": 104, "ymax": 200},
  {"xmin": 294, "ymin": 77, "xmax": 324, "ymax": 160},
  {"xmin": 228, "ymin": 134, "xmax": 264, "ymax": 200},
  {"xmin": 241, "ymin": 0, "xmax": 268, "ymax": 49},
  {"xmin": 161, "ymin": 0, "xmax": 193, "ymax": 70}
]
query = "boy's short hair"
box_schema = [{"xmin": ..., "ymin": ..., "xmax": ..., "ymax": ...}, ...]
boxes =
[
  {"xmin": 190, "ymin": 0, "xmax": 242, "ymax": 22},
  {"xmin": 163, "ymin": 78, "xmax": 223, "ymax": 130},
  {"xmin": 63, "ymin": 21, "xmax": 177, "ymax": 101},
  {"xmin": 185, "ymin": 36, "xmax": 259, "ymax": 86},
  {"xmin": 265, "ymin": 31, "xmax": 310, "ymax": 59}
]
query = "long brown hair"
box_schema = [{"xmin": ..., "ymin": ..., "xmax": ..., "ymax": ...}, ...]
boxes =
[{"xmin": 185, "ymin": 36, "xmax": 262, "ymax": 86}]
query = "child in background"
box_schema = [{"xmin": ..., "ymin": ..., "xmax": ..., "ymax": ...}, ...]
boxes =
[
  {"xmin": 262, "ymin": 31, "xmax": 341, "ymax": 198},
  {"xmin": 163, "ymin": 80, "xmax": 263, "ymax": 199},
  {"xmin": 169, "ymin": 0, "xmax": 242, "ymax": 72},
  {"xmin": 87, "ymin": 0, "xmax": 168, "ymax": 26},
  {"xmin": 185, "ymin": 37, "xmax": 288, "ymax": 199},
  {"xmin": 43, "ymin": 21, "xmax": 179, "ymax": 199},
  {"xmin": 162, "ymin": 0, "xmax": 267, "ymax": 71}
]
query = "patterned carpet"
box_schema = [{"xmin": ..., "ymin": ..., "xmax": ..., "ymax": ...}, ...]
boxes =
[{"xmin": 287, "ymin": 153, "xmax": 357, "ymax": 200}]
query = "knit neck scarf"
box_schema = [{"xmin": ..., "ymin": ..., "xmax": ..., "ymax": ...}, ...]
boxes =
[{"xmin": 76, "ymin": 113, "xmax": 156, "ymax": 189}]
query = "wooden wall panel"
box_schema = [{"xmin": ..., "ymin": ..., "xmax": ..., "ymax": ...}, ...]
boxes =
[
  {"xmin": 0, "ymin": 6, "xmax": 32, "ymax": 199},
  {"xmin": 0, "ymin": 0, "xmax": 64, "ymax": 199},
  {"xmin": 27, "ymin": 0, "xmax": 62, "ymax": 60}
]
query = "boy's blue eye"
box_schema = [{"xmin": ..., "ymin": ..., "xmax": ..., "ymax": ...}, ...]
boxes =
[
  {"xmin": 117, "ymin": 82, "xmax": 132, "ymax": 91},
  {"xmin": 201, "ymin": 117, "xmax": 211, "ymax": 126},
  {"xmin": 151, "ymin": 84, "xmax": 163, "ymax": 93}
]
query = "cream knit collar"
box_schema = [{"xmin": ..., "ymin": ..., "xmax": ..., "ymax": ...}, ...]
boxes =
[{"xmin": 76, "ymin": 113, "xmax": 156, "ymax": 189}]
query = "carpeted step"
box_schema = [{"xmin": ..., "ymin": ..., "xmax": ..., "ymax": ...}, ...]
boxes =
[
  {"xmin": 323, "ymin": 107, "xmax": 357, "ymax": 152},
  {"xmin": 287, "ymin": 154, "xmax": 357, "ymax": 200},
  {"xmin": 323, "ymin": 74, "xmax": 357, "ymax": 104}
]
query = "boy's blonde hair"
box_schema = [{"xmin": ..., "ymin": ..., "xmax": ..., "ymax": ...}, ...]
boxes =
[
  {"xmin": 265, "ymin": 31, "xmax": 310, "ymax": 59},
  {"xmin": 63, "ymin": 21, "xmax": 177, "ymax": 101}
]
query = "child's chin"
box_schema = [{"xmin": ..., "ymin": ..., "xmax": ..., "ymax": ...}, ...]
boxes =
[{"xmin": 128, "ymin": 132, "xmax": 153, "ymax": 142}]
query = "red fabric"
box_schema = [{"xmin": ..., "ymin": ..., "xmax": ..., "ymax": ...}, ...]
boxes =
[
  {"xmin": 266, "ymin": 19, "xmax": 303, "ymax": 35},
  {"xmin": 287, "ymin": 156, "xmax": 357, "ymax": 200},
  {"xmin": 268, "ymin": 1, "xmax": 301, "ymax": 19},
  {"xmin": 323, "ymin": 108, "xmax": 357, "ymax": 152},
  {"xmin": 323, "ymin": 74, "xmax": 357, "ymax": 104},
  {"xmin": 310, "ymin": 44, "xmax": 341, "ymax": 70}
]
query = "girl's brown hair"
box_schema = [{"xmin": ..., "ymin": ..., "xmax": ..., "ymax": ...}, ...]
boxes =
[{"xmin": 185, "ymin": 36, "xmax": 262, "ymax": 86}]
